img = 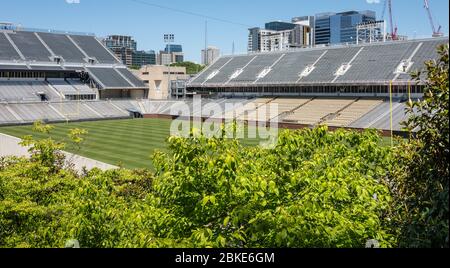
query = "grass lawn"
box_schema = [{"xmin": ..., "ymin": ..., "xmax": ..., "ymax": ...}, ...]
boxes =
[{"xmin": 0, "ymin": 118, "xmax": 397, "ymax": 170}]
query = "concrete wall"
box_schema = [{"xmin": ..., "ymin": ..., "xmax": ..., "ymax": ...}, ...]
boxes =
[
  {"xmin": 137, "ymin": 65, "xmax": 188, "ymax": 100},
  {"xmin": 0, "ymin": 133, "xmax": 118, "ymax": 172},
  {"xmin": 142, "ymin": 114, "xmax": 409, "ymax": 138}
]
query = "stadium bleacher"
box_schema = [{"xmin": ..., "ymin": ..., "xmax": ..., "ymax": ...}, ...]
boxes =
[
  {"xmin": 8, "ymin": 102, "xmax": 66, "ymax": 123},
  {"xmin": 37, "ymin": 32, "xmax": 87, "ymax": 63},
  {"xmin": 189, "ymin": 38, "xmax": 448, "ymax": 88},
  {"xmin": 69, "ymin": 35, "xmax": 119, "ymax": 64},
  {"xmin": 0, "ymin": 33, "xmax": 22, "ymax": 61},
  {"xmin": 283, "ymin": 98, "xmax": 357, "ymax": 125},
  {"xmin": 258, "ymin": 51, "xmax": 325, "ymax": 84},
  {"xmin": 0, "ymin": 81, "xmax": 61, "ymax": 102},
  {"xmin": 86, "ymin": 67, "xmax": 136, "ymax": 89},
  {"xmin": 115, "ymin": 68, "xmax": 146, "ymax": 88},
  {"xmin": 0, "ymin": 26, "xmax": 446, "ymax": 133},
  {"xmin": 0, "ymin": 29, "xmax": 146, "ymax": 93},
  {"xmin": 8, "ymin": 31, "xmax": 52, "ymax": 62},
  {"xmin": 335, "ymin": 43, "xmax": 414, "ymax": 82},
  {"xmin": 324, "ymin": 98, "xmax": 384, "ymax": 127},
  {"xmin": 302, "ymin": 47, "xmax": 362, "ymax": 83}
]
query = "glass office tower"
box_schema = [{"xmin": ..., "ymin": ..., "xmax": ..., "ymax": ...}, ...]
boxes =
[{"xmin": 315, "ymin": 10, "xmax": 376, "ymax": 45}]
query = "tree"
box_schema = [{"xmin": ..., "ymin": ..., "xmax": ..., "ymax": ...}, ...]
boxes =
[
  {"xmin": 170, "ymin": 61, "xmax": 205, "ymax": 75},
  {"xmin": 390, "ymin": 44, "xmax": 449, "ymax": 248}
]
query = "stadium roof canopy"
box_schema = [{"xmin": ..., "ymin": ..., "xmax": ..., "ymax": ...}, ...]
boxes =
[
  {"xmin": 188, "ymin": 37, "xmax": 448, "ymax": 88},
  {"xmin": 0, "ymin": 29, "xmax": 146, "ymax": 90}
]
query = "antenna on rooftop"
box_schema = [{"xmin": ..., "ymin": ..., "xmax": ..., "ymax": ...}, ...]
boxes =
[{"xmin": 204, "ymin": 20, "xmax": 208, "ymax": 65}]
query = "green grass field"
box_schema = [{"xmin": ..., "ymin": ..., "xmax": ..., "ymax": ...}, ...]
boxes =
[
  {"xmin": 0, "ymin": 119, "xmax": 262, "ymax": 170},
  {"xmin": 0, "ymin": 118, "xmax": 395, "ymax": 170}
]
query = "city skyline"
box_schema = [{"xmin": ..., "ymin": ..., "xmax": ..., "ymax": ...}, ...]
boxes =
[{"xmin": 1, "ymin": 0, "xmax": 448, "ymax": 63}]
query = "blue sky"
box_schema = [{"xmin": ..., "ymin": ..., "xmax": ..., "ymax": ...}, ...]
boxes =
[{"xmin": 2, "ymin": 0, "xmax": 448, "ymax": 63}]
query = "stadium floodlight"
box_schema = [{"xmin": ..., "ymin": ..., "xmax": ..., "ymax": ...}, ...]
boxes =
[
  {"xmin": 164, "ymin": 34, "xmax": 175, "ymax": 43},
  {"xmin": 164, "ymin": 34, "xmax": 175, "ymax": 99}
]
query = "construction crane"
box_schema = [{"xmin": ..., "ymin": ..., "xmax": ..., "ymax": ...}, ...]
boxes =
[
  {"xmin": 381, "ymin": 0, "xmax": 398, "ymax": 40},
  {"xmin": 424, "ymin": 0, "xmax": 443, "ymax": 37}
]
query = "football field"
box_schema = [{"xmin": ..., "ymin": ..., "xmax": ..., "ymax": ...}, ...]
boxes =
[{"xmin": 0, "ymin": 118, "xmax": 262, "ymax": 170}]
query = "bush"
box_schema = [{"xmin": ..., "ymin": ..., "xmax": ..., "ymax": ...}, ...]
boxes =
[
  {"xmin": 0, "ymin": 125, "xmax": 396, "ymax": 248},
  {"xmin": 390, "ymin": 44, "xmax": 449, "ymax": 248}
]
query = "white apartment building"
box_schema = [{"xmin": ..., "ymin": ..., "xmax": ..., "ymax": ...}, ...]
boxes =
[{"xmin": 201, "ymin": 46, "xmax": 221, "ymax": 65}]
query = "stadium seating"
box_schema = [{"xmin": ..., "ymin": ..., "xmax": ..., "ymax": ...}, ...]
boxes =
[
  {"xmin": 283, "ymin": 98, "xmax": 356, "ymax": 125},
  {"xmin": 110, "ymin": 100, "xmax": 141, "ymax": 112},
  {"xmin": 223, "ymin": 98, "xmax": 272, "ymax": 120},
  {"xmin": 189, "ymin": 57, "xmax": 231, "ymax": 84},
  {"xmin": 37, "ymin": 32, "xmax": 87, "ymax": 63},
  {"xmin": 232, "ymin": 54, "xmax": 282, "ymax": 83},
  {"xmin": 397, "ymin": 40, "xmax": 444, "ymax": 80},
  {"xmin": 115, "ymin": 68, "xmax": 146, "ymax": 88},
  {"xmin": 85, "ymin": 102, "xmax": 129, "ymax": 118},
  {"xmin": 324, "ymin": 98, "xmax": 384, "ymax": 127},
  {"xmin": 48, "ymin": 80, "xmax": 77, "ymax": 95},
  {"xmin": 7, "ymin": 31, "xmax": 52, "ymax": 62},
  {"xmin": 362, "ymin": 101, "xmax": 408, "ymax": 131},
  {"xmin": 86, "ymin": 68, "xmax": 134, "ymax": 88},
  {"xmin": 66, "ymin": 80, "xmax": 97, "ymax": 94},
  {"xmin": 302, "ymin": 47, "xmax": 362, "ymax": 83},
  {"xmin": 336, "ymin": 43, "xmax": 414, "ymax": 82},
  {"xmin": 8, "ymin": 103, "xmax": 66, "ymax": 123},
  {"xmin": 258, "ymin": 50, "xmax": 325, "ymax": 84},
  {"xmin": 271, "ymin": 98, "xmax": 312, "ymax": 120},
  {"xmin": 189, "ymin": 38, "xmax": 448, "ymax": 87},
  {"xmin": 0, "ymin": 81, "xmax": 60, "ymax": 102},
  {"xmin": 0, "ymin": 33, "xmax": 22, "ymax": 61},
  {"xmin": 69, "ymin": 35, "xmax": 119, "ymax": 64},
  {"xmin": 0, "ymin": 81, "xmax": 41, "ymax": 102},
  {"xmin": 206, "ymin": 56, "xmax": 255, "ymax": 84},
  {"xmin": 0, "ymin": 104, "xmax": 20, "ymax": 124}
]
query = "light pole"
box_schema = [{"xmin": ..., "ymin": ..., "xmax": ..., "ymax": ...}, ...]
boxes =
[{"xmin": 164, "ymin": 34, "xmax": 174, "ymax": 99}]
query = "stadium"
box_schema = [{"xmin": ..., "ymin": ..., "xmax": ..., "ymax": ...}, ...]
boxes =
[
  {"xmin": 0, "ymin": 24, "xmax": 448, "ymax": 168},
  {"xmin": 0, "ymin": 0, "xmax": 449, "ymax": 253}
]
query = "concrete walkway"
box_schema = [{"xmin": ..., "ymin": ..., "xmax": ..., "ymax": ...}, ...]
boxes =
[{"xmin": 0, "ymin": 133, "xmax": 118, "ymax": 172}]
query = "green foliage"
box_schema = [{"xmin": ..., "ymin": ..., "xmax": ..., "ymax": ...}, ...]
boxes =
[
  {"xmin": 1, "ymin": 47, "xmax": 447, "ymax": 248},
  {"xmin": 0, "ymin": 124, "xmax": 396, "ymax": 248},
  {"xmin": 170, "ymin": 61, "xmax": 205, "ymax": 74},
  {"xmin": 390, "ymin": 44, "xmax": 449, "ymax": 248},
  {"xmin": 152, "ymin": 127, "xmax": 396, "ymax": 248}
]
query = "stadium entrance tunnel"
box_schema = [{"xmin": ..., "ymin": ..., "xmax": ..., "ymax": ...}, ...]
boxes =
[{"xmin": 127, "ymin": 108, "xmax": 144, "ymax": 119}]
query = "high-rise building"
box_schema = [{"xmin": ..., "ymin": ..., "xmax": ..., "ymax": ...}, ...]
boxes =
[
  {"xmin": 103, "ymin": 35, "xmax": 156, "ymax": 68},
  {"xmin": 164, "ymin": 44, "xmax": 183, "ymax": 53},
  {"xmin": 158, "ymin": 44, "xmax": 184, "ymax": 65},
  {"xmin": 201, "ymin": 46, "xmax": 220, "ymax": 65},
  {"xmin": 315, "ymin": 10, "xmax": 376, "ymax": 45},
  {"xmin": 248, "ymin": 18, "xmax": 313, "ymax": 53},
  {"xmin": 292, "ymin": 16, "xmax": 315, "ymax": 46},
  {"xmin": 132, "ymin": 50, "xmax": 156, "ymax": 67},
  {"xmin": 265, "ymin": 21, "xmax": 296, "ymax": 31},
  {"xmin": 103, "ymin": 35, "xmax": 136, "ymax": 66},
  {"xmin": 104, "ymin": 35, "xmax": 137, "ymax": 51},
  {"xmin": 157, "ymin": 51, "xmax": 184, "ymax": 65}
]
